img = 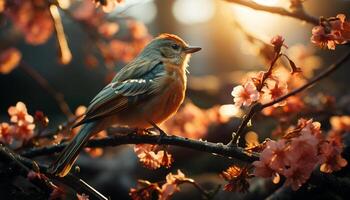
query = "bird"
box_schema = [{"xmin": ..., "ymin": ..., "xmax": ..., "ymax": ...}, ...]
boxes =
[{"xmin": 48, "ymin": 33, "xmax": 201, "ymax": 177}]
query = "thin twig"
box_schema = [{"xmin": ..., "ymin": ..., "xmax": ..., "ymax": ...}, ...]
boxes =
[
  {"xmin": 261, "ymin": 50, "xmax": 350, "ymax": 108},
  {"xmin": 230, "ymin": 50, "xmax": 282, "ymax": 145},
  {"xmin": 4, "ymin": 146, "xmax": 108, "ymax": 200},
  {"xmin": 18, "ymin": 62, "xmax": 74, "ymax": 118},
  {"xmin": 224, "ymin": 0, "xmax": 319, "ymax": 25},
  {"xmin": 182, "ymin": 180, "xmax": 212, "ymax": 199},
  {"xmin": 229, "ymin": 50, "xmax": 350, "ymax": 146},
  {"xmin": 21, "ymin": 132, "xmax": 259, "ymax": 162}
]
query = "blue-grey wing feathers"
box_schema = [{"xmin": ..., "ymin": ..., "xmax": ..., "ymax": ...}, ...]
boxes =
[{"xmin": 73, "ymin": 61, "xmax": 166, "ymax": 127}]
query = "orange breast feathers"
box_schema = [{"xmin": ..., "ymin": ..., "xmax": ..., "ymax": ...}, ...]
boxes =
[{"xmin": 146, "ymin": 63, "xmax": 186, "ymax": 124}]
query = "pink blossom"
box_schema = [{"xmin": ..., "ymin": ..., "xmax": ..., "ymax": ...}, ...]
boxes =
[
  {"xmin": 285, "ymin": 130, "xmax": 319, "ymax": 169},
  {"xmin": 134, "ymin": 144, "xmax": 173, "ymax": 169},
  {"xmin": 231, "ymin": 81, "xmax": 260, "ymax": 107},
  {"xmin": 0, "ymin": 122, "xmax": 15, "ymax": 144},
  {"xmin": 283, "ymin": 165, "xmax": 312, "ymax": 191},
  {"xmin": 311, "ymin": 26, "xmax": 342, "ymax": 50},
  {"xmin": 319, "ymin": 139, "xmax": 347, "ymax": 173},
  {"xmin": 8, "ymin": 101, "xmax": 33, "ymax": 124},
  {"xmin": 270, "ymin": 35, "xmax": 286, "ymax": 52},
  {"xmin": 253, "ymin": 140, "xmax": 287, "ymax": 177},
  {"xmin": 261, "ymin": 79, "xmax": 288, "ymax": 106},
  {"xmin": 159, "ymin": 170, "xmax": 192, "ymax": 200}
]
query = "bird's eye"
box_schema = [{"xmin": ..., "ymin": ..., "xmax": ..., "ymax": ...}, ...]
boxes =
[{"xmin": 171, "ymin": 44, "xmax": 180, "ymax": 50}]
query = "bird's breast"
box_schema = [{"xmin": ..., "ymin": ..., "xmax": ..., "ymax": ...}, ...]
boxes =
[{"xmin": 145, "ymin": 74, "xmax": 186, "ymax": 125}]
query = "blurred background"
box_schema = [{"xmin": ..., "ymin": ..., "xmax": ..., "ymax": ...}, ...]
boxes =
[{"xmin": 1, "ymin": 0, "xmax": 350, "ymax": 199}]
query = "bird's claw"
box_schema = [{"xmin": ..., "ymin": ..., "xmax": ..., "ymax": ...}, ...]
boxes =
[{"xmin": 148, "ymin": 121, "xmax": 167, "ymax": 144}]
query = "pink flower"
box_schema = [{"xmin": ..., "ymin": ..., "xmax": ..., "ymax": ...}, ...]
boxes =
[
  {"xmin": 253, "ymin": 140, "xmax": 287, "ymax": 177},
  {"xmin": 159, "ymin": 170, "xmax": 193, "ymax": 200},
  {"xmin": 311, "ymin": 26, "xmax": 342, "ymax": 50},
  {"xmin": 319, "ymin": 139, "xmax": 347, "ymax": 173},
  {"xmin": 14, "ymin": 121, "xmax": 35, "ymax": 141},
  {"xmin": 283, "ymin": 165, "xmax": 312, "ymax": 191},
  {"xmin": 0, "ymin": 122, "xmax": 15, "ymax": 144},
  {"xmin": 134, "ymin": 144, "xmax": 173, "ymax": 169},
  {"xmin": 270, "ymin": 35, "xmax": 286, "ymax": 52},
  {"xmin": 8, "ymin": 1, "xmax": 54, "ymax": 45},
  {"xmin": 261, "ymin": 79, "xmax": 288, "ymax": 106},
  {"xmin": 8, "ymin": 101, "xmax": 33, "ymax": 124},
  {"xmin": 285, "ymin": 130, "xmax": 319, "ymax": 169},
  {"xmin": 8, "ymin": 102, "xmax": 35, "ymax": 141},
  {"xmin": 311, "ymin": 14, "xmax": 350, "ymax": 50},
  {"xmin": 231, "ymin": 81, "xmax": 260, "ymax": 107}
]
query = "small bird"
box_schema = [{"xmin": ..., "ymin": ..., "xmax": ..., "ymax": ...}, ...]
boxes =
[{"xmin": 48, "ymin": 33, "xmax": 201, "ymax": 177}]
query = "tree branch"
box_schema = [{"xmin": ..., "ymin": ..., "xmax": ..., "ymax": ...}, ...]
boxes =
[
  {"xmin": 224, "ymin": 0, "xmax": 319, "ymax": 25},
  {"xmin": 21, "ymin": 133, "xmax": 259, "ymax": 162},
  {"xmin": 229, "ymin": 50, "xmax": 350, "ymax": 146},
  {"xmin": 0, "ymin": 144, "xmax": 108, "ymax": 200}
]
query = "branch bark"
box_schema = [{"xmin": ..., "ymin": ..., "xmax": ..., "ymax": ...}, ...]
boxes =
[
  {"xmin": 0, "ymin": 144, "xmax": 108, "ymax": 200},
  {"xmin": 21, "ymin": 133, "xmax": 259, "ymax": 162},
  {"xmin": 224, "ymin": 0, "xmax": 319, "ymax": 25}
]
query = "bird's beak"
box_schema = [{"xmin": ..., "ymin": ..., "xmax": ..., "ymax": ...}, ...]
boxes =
[{"xmin": 184, "ymin": 46, "xmax": 202, "ymax": 54}]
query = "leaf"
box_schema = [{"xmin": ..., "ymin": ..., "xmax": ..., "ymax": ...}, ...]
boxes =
[{"xmin": 287, "ymin": 58, "xmax": 302, "ymax": 74}]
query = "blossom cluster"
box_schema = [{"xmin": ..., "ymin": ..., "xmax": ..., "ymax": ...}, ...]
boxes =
[
  {"xmin": 311, "ymin": 14, "xmax": 350, "ymax": 50},
  {"xmin": 252, "ymin": 119, "xmax": 347, "ymax": 190},
  {"xmin": 0, "ymin": 102, "xmax": 37, "ymax": 145},
  {"xmin": 72, "ymin": 0, "xmax": 151, "ymax": 70},
  {"xmin": 231, "ymin": 66, "xmax": 289, "ymax": 109},
  {"xmin": 134, "ymin": 144, "xmax": 173, "ymax": 170},
  {"xmin": 129, "ymin": 170, "xmax": 194, "ymax": 200},
  {"xmin": 0, "ymin": 0, "xmax": 151, "ymax": 77},
  {"xmin": 231, "ymin": 36, "xmax": 296, "ymax": 110}
]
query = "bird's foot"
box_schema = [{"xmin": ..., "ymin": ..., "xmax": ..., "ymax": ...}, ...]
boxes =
[{"xmin": 148, "ymin": 121, "xmax": 167, "ymax": 144}]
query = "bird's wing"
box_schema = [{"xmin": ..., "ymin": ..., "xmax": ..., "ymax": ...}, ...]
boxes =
[
  {"xmin": 113, "ymin": 58, "xmax": 162, "ymax": 82},
  {"xmin": 73, "ymin": 62, "xmax": 166, "ymax": 127}
]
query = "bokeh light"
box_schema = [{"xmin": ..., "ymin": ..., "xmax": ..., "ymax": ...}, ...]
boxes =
[
  {"xmin": 112, "ymin": 0, "xmax": 157, "ymax": 24},
  {"xmin": 172, "ymin": 0, "xmax": 215, "ymax": 25},
  {"xmin": 219, "ymin": 104, "xmax": 242, "ymax": 118}
]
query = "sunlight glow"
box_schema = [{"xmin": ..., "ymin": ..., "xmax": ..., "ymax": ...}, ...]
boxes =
[
  {"xmin": 231, "ymin": 0, "xmax": 289, "ymax": 41},
  {"xmin": 172, "ymin": 0, "xmax": 215, "ymax": 25},
  {"xmin": 219, "ymin": 104, "xmax": 242, "ymax": 118},
  {"xmin": 253, "ymin": 0, "xmax": 279, "ymax": 6},
  {"xmin": 112, "ymin": 0, "xmax": 157, "ymax": 24}
]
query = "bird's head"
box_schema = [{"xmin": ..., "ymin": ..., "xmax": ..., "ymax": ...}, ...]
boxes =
[{"xmin": 141, "ymin": 33, "xmax": 201, "ymax": 66}]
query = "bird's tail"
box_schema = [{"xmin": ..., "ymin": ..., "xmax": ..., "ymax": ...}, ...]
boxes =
[{"xmin": 48, "ymin": 122, "xmax": 98, "ymax": 177}]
